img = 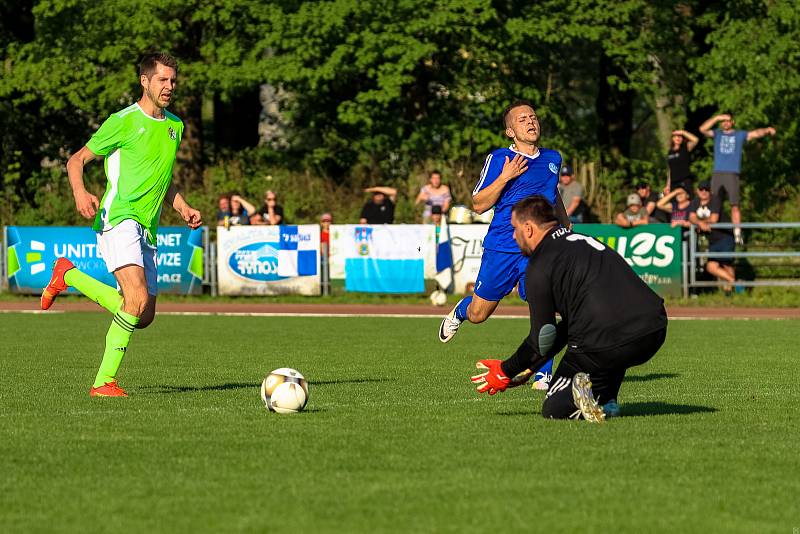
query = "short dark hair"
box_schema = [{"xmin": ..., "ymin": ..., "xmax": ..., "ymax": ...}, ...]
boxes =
[
  {"xmin": 430, "ymin": 169, "xmax": 442, "ymax": 177},
  {"xmin": 512, "ymin": 195, "xmax": 557, "ymax": 226},
  {"xmin": 139, "ymin": 52, "xmax": 178, "ymax": 79},
  {"xmin": 502, "ymin": 100, "xmax": 535, "ymax": 128}
]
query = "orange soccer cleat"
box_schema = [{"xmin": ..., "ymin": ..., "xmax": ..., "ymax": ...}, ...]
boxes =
[
  {"xmin": 40, "ymin": 257, "xmax": 75, "ymax": 310},
  {"xmin": 90, "ymin": 380, "xmax": 128, "ymax": 398}
]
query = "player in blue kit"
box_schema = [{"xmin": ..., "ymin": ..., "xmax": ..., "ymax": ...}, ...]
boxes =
[{"xmin": 438, "ymin": 100, "xmax": 570, "ymax": 389}]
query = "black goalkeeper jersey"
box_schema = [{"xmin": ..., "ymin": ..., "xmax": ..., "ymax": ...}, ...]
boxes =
[{"xmin": 503, "ymin": 225, "xmax": 667, "ymax": 377}]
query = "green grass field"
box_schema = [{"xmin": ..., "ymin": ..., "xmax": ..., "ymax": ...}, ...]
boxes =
[{"xmin": 1, "ymin": 313, "xmax": 799, "ymax": 532}]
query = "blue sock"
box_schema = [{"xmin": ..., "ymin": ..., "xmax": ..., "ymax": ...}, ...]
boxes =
[
  {"xmin": 535, "ymin": 358, "xmax": 553, "ymax": 377},
  {"xmin": 455, "ymin": 296, "xmax": 472, "ymax": 321}
]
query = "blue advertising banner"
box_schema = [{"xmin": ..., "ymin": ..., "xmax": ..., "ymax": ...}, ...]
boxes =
[
  {"xmin": 5, "ymin": 226, "xmax": 205, "ymax": 295},
  {"xmin": 216, "ymin": 225, "xmax": 320, "ymax": 295}
]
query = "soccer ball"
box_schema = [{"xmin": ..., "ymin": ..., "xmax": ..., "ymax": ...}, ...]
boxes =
[
  {"xmin": 261, "ymin": 368, "xmax": 309, "ymax": 414},
  {"xmin": 429, "ymin": 289, "xmax": 448, "ymax": 307}
]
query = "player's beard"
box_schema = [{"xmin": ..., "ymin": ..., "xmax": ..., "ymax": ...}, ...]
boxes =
[{"xmin": 146, "ymin": 86, "xmax": 169, "ymax": 110}]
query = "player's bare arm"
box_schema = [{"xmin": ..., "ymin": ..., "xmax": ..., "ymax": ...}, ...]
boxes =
[
  {"xmin": 166, "ymin": 182, "xmax": 202, "ymax": 229},
  {"xmin": 699, "ymin": 114, "xmax": 729, "ymax": 137},
  {"xmin": 472, "ymin": 154, "xmax": 527, "ymax": 214},
  {"xmin": 66, "ymin": 145, "xmax": 101, "ymax": 219},
  {"xmin": 746, "ymin": 126, "xmax": 776, "ymax": 141}
]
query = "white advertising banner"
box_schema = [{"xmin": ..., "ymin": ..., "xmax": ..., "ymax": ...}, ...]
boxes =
[
  {"xmin": 328, "ymin": 225, "xmax": 437, "ymax": 281},
  {"xmin": 216, "ymin": 225, "xmax": 321, "ymax": 296},
  {"xmin": 449, "ymin": 224, "xmax": 489, "ymax": 294}
]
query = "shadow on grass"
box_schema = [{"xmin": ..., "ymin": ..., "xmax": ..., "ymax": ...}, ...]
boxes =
[
  {"xmin": 624, "ymin": 372, "xmax": 680, "ymax": 382},
  {"xmin": 495, "ymin": 402, "xmax": 717, "ymax": 418},
  {"xmin": 496, "ymin": 409, "xmax": 539, "ymax": 417},
  {"xmin": 139, "ymin": 382, "xmax": 259, "ymax": 394},
  {"xmin": 311, "ymin": 378, "xmax": 395, "ymax": 386},
  {"xmin": 139, "ymin": 377, "xmax": 395, "ymax": 394},
  {"xmin": 620, "ymin": 402, "xmax": 717, "ymax": 417}
]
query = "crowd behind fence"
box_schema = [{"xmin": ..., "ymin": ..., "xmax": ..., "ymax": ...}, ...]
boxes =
[{"xmin": 2, "ymin": 221, "xmax": 798, "ymax": 299}]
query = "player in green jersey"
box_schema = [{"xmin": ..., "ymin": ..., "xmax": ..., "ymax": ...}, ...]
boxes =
[{"xmin": 41, "ymin": 52, "xmax": 202, "ymax": 397}]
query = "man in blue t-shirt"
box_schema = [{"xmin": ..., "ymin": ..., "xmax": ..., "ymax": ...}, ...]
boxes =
[
  {"xmin": 438, "ymin": 100, "xmax": 570, "ymax": 390},
  {"xmin": 699, "ymin": 113, "xmax": 776, "ymax": 244}
]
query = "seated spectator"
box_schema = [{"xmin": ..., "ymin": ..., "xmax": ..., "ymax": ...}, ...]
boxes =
[
  {"xmin": 252, "ymin": 190, "xmax": 284, "ymax": 225},
  {"xmin": 320, "ymin": 212, "xmax": 333, "ymax": 248},
  {"xmin": 216, "ymin": 194, "xmax": 232, "ymax": 226},
  {"xmin": 688, "ymin": 181, "xmax": 736, "ymax": 294},
  {"xmin": 415, "ymin": 170, "xmax": 452, "ymax": 223},
  {"xmin": 430, "ymin": 205, "xmax": 443, "ymax": 226},
  {"xmin": 359, "ymin": 186, "xmax": 397, "ymax": 224},
  {"xmin": 557, "ymin": 165, "xmax": 586, "ymax": 223},
  {"xmin": 636, "ymin": 181, "xmax": 669, "ymax": 223},
  {"xmin": 228, "ymin": 194, "xmax": 255, "ymax": 226},
  {"xmin": 615, "ymin": 194, "xmax": 649, "ymax": 228},
  {"xmin": 657, "ymin": 187, "xmax": 692, "ymax": 233}
]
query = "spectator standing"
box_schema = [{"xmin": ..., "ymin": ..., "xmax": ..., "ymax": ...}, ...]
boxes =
[
  {"xmin": 699, "ymin": 113, "xmax": 776, "ymax": 244},
  {"xmin": 636, "ymin": 182, "xmax": 669, "ymax": 223},
  {"xmin": 253, "ymin": 190, "xmax": 284, "ymax": 225},
  {"xmin": 320, "ymin": 212, "xmax": 333, "ymax": 247},
  {"xmin": 359, "ymin": 186, "xmax": 397, "ymax": 224},
  {"xmin": 657, "ymin": 187, "xmax": 692, "ymax": 235},
  {"xmin": 228, "ymin": 194, "xmax": 255, "ymax": 226},
  {"xmin": 416, "ymin": 170, "xmax": 452, "ymax": 223},
  {"xmin": 666, "ymin": 129, "xmax": 699, "ymax": 194},
  {"xmin": 216, "ymin": 195, "xmax": 232, "ymax": 226},
  {"xmin": 688, "ymin": 181, "xmax": 736, "ymax": 294},
  {"xmin": 615, "ymin": 194, "xmax": 649, "ymax": 228},
  {"xmin": 557, "ymin": 165, "xmax": 585, "ymax": 223}
]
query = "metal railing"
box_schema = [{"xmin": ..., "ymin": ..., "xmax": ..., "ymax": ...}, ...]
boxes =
[{"xmin": 686, "ymin": 222, "xmax": 800, "ymax": 294}]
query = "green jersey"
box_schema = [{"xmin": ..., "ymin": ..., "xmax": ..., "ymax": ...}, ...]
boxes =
[{"xmin": 87, "ymin": 103, "xmax": 183, "ymax": 245}]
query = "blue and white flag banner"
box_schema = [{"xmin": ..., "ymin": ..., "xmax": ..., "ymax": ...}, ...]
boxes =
[
  {"xmin": 330, "ymin": 225, "xmax": 436, "ymax": 293},
  {"xmin": 216, "ymin": 225, "xmax": 320, "ymax": 296},
  {"xmin": 434, "ymin": 217, "xmax": 454, "ymax": 291},
  {"xmin": 328, "ymin": 225, "xmax": 437, "ymax": 282},
  {"xmin": 5, "ymin": 226, "xmax": 205, "ymax": 295}
]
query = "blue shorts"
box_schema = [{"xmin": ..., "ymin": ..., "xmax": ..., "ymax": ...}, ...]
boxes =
[{"xmin": 474, "ymin": 249, "xmax": 528, "ymax": 302}]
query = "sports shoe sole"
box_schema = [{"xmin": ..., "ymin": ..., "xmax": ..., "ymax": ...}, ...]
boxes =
[{"xmin": 571, "ymin": 372, "xmax": 606, "ymax": 423}]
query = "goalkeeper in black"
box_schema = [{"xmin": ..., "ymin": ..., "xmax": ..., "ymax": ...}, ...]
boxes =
[{"xmin": 471, "ymin": 195, "xmax": 668, "ymax": 422}]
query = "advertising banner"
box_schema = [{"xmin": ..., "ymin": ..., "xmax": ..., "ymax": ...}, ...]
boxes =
[
  {"xmin": 328, "ymin": 225, "xmax": 437, "ymax": 281},
  {"xmin": 328, "ymin": 225, "xmax": 436, "ymax": 292},
  {"xmin": 5, "ymin": 226, "xmax": 204, "ymax": 295},
  {"xmin": 449, "ymin": 225, "xmax": 489, "ymax": 295},
  {"xmin": 216, "ymin": 225, "xmax": 320, "ymax": 296},
  {"xmin": 420, "ymin": 223, "xmax": 683, "ymax": 297},
  {"xmin": 575, "ymin": 223, "xmax": 683, "ymax": 297}
]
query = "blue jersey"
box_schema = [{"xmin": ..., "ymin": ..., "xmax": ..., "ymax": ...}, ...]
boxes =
[{"xmin": 473, "ymin": 145, "xmax": 561, "ymax": 252}]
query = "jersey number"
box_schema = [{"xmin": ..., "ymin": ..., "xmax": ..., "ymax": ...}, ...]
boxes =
[{"xmin": 566, "ymin": 234, "xmax": 605, "ymax": 251}]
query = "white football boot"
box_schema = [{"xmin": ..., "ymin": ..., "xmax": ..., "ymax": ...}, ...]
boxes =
[{"xmin": 571, "ymin": 372, "xmax": 606, "ymax": 423}]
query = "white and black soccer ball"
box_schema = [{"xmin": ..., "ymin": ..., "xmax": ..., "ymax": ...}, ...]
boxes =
[
  {"xmin": 429, "ymin": 289, "xmax": 448, "ymax": 307},
  {"xmin": 261, "ymin": 368, "xmax": 309, "ymax": 414}
]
